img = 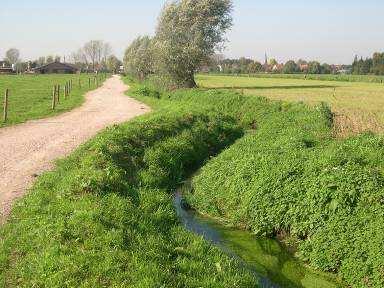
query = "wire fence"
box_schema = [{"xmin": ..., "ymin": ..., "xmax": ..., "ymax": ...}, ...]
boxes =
[{"xmin": 2, "ymin": 73, "xmax": 108, "ymax": 123}]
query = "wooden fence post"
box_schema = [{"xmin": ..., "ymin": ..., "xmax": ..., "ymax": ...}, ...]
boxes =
[
  {"xmin": 58, "ymin": 84, "xmax": 61, "ymax": 101},
  {"xmin": 79, "ymin": 78, "xmax": 81, "ymax": 89},
  {"xmin": 3, "ymin": 89, "xmax": 9, "ymax": 122},
  {"xmin": 88, "ymin": 78, "xmax": 91, "ymax": 88},
  {"xmin": 52, "ymin": 86, "xmax": 56, "ymax": 110},
  {"xmin": 56, "ymin": 85, "xmax": 60, "ymax": 103}
]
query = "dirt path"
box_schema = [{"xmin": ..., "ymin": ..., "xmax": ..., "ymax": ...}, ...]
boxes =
[{"xmin": 0, "ymin": 75, "xmax": 150, "ymax": 222}]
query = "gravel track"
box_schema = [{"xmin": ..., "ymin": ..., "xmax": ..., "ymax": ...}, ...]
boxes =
[{"xmin": 0, "ymin": 75, "xmax": 150, "ymax": 222}]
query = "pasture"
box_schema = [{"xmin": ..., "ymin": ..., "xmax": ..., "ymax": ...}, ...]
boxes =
[
  {"xmin": 0, "ymin": 74, "xmax": 105, "ymax": 127},
  {"xmin": 196, "ymin": 74, "xmax": 384, "ymax": 136}
]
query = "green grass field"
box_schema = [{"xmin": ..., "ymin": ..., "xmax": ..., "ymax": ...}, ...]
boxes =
[
  {"xmin": 0, "ymin": 74, "xmax": 105, "ymax": 127},
  {"xmin": 197, "ymin": 74, "xmax": 384, "ymax": 136}
]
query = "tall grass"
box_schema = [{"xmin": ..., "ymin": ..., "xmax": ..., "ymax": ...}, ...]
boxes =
[
  {"xmin": 130, "ymin": 78, "xmax": 384, "ymax": 288},
  {"xmin": 0, "ymin": 108, "xmax": 256, "ymax": 287}
]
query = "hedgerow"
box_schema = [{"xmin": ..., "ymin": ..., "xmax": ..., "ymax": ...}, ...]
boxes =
[{"xmin": 0, "ymin": 109, "xmax": 256, "ymax": 287}]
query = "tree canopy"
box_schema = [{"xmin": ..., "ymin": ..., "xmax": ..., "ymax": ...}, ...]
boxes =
[
  {"xmin": 124, "ymin": 36, "xmax": 154, "ymax": 80},
  {"xmin": 5, "ymin": 48, "xmax": 20, "ymax": 65},
  {"xmin": 154, "ymin": 0, "xmax": 233, "ymax": 87},
  {"xmin": 283, "ymin": 60, "xmax": 299, "ymax": 74}
]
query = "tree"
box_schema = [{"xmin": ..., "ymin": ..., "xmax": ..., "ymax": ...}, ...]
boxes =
[
  {"xmin": 155, "ymin": 0, "xmax": 233, "ymax": 88},
  {"xmin": 37, "ymin": 57, "xmax": 46, "ymax": 66},
  {"xmin": 107, "ymin": 55, "xmax": 121, "ymax": 74},
  {"xmin": 268, "ymin": 58, "xmax": 278, "ymax": 66},
  {"xmin": 308, "ymin": 61, "xmax": 321, "ymax": 74},
  {"xmin": 124, "ymin": 36, "xmax": 154, "ymax": 80},
  {"xmin": 282, "ymin": 60, "xmax": 299, "ymax": 74},
  {"xmin": 83, "ymin": 40, "xmax": 110, "ymax": 71},
  {"xmin": 71, "ymin": 48, "xmax": 89, "ymax": 70},
  {"xmin": 320, "ymin": 63, "xmax": 332, "ymax": 74},
  {"xmin": 46, "ymin": 55, "xmax": 54, "ymax": 63},
  {"xmin": 5, "ymin": 48, "xmax": 20, "ymax": 65},
  {"xmin": 101, "ymin": 43, "xmax": 112, "ymax": 70},
  {"xmin": 248, "ymin": 61, "xmax": 262, "ymax": 73},
  {"xmin": 372, "ymin": 52, "xmax": 384, "ymax": 75}
]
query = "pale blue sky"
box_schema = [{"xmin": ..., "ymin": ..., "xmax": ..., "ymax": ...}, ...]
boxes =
[{"xmin": 1, "ymin": 0, "xmax": 383, "ymax": 64}]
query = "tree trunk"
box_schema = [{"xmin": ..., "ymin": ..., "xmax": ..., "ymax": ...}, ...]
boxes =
[{"xmin": 182, "ymin": 74, "xmax": 197, "ymax": 88}]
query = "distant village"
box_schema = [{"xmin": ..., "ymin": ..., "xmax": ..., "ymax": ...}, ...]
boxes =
[{"xmin": 2, "ymin": 48, "xmax": 382, "ymax": 76}]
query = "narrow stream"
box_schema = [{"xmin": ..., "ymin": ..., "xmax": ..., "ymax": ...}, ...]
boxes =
[{"xmin": 174, "ymin": 191, "xmax": 343, "ymax": 288}]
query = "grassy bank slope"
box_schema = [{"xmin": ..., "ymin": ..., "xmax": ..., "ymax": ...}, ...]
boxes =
[
  {"xmin": 130, "ymin": 79, "xmax": 384, "ymax": 288},
  {"xmin": 0, "ymin": 108, "xmax": 256, "ymax": 287},
  {"xmin": 0, "ymin": 74, "xmax": 105, "ymax": 127}
]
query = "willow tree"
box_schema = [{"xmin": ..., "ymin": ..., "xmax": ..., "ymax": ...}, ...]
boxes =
[
  {"xmin": 155, "ymin": 0, "xmax": 233, "ymax": 88},
  {"xmin": 124, "ymin": 36, "xmax": 154, "ymax": 80}
]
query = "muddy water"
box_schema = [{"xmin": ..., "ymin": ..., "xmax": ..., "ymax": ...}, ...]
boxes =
[{"xmin": 174, "ymin": 192, "xmax": 344, "ymax": 288}]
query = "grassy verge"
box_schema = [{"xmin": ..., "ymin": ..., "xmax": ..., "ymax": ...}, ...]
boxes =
[
  {"xmin": 0, "ymin": 74, "xmax": 107, "ymax": 127},
  {"xmin": 0, "ymin": 107, "xmax": 256, "ymax": 287},
  {"xmin": 128, "ymin": 78, "xmax": 384, "ymax": 288}
]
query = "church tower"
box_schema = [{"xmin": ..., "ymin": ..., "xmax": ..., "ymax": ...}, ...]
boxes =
[{"xmin": 264, "ymin": 52, "xmax": 269, "ymax": 72}]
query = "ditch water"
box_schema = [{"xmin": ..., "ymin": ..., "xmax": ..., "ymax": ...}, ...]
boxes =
[{"xmin": 174, "ymin": 191, "xmax": 343, "ymax": 288}]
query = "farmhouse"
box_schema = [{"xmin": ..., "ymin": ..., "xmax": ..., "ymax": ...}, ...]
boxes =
[
  {"xmin": 33, "ymin": 62, "xmax": 78, "ymax": 74},
  {"xmin": 0, "ymin": 61, "xmax": 14, "ymax": 74}
]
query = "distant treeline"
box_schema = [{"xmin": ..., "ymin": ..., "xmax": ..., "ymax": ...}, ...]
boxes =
[
  {"xmin": 352, "ymin": 53, "xmax": 384, "ymax": 75},
  {"xmin": 202, "ymin": 56, "xmax": 351, "ymax": 75},
  {"xmin": 202, "ymin": 52, "xmax": 384, "ymax": 76}
]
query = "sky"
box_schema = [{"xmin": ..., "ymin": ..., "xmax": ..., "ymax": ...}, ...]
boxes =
[{"xmin": 1, "ymin": 0, "xmax": 383, "ymax": 64}]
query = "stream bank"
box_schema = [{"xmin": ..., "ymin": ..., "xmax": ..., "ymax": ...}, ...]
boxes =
[{"xmin": 174, "ymin": 191, "xmax": 345, "ymax": 288}]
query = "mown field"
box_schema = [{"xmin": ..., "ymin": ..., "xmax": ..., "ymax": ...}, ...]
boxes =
[
  {"xmin": 207, "ymin": 73, "xmax": 384, "ymax": 84},
  {"xmin": 1, "ymin": 75, "xmax": 383, "ymax": 288},
  {"xmin": 197, "ymin": 74, "xmax": 384, "ymax": 136},
  {"xmin": 0, "ymin": 74, "xmax": 105, "ymax": 127}
]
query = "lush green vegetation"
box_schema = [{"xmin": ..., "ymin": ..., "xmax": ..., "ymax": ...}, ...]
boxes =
[
  {"xmin": 0, "ymin": 74, "xmax": 105, "ymax": 127},
  {"xmin": 0, "ymin": 106, "xmax": 257, "ymax": 287},
  {"xmin": 129, "ymin": 78, "xmax": 383, "ymax": 288},
  {"xmin": 197, "ymin": 74, "xmax": 384, "ymax": 136},
  {"xmin": 1, "ymin": 73, "xmax": 383, "ymax": 287}
]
